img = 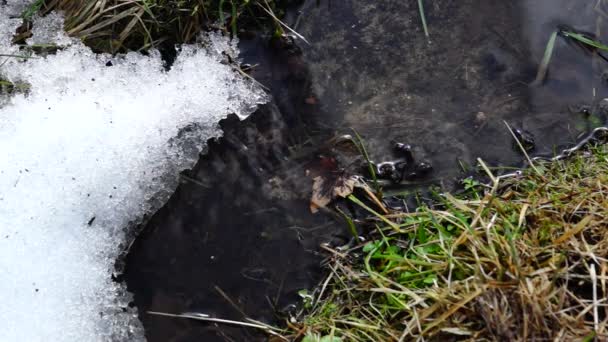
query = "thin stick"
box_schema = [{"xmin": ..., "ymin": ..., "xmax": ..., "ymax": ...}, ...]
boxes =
[
  {"xmin": 360, "ymin": 181, "xmax": 389, "ymax": 214},
  {"xmin": 147, "ymin": 311, "xmax": 286, "ymax": 336},
  {"xmin": 0, "ymin": 54, "xmax": 36, "ymax": 59},
  {"xmin": 233, "ymin": 65, "xmax": 270, "ymax": 91},
  {"xmin": 257, "ymin": 1, "xmax": 310, "ymax": 45},
  {"xmin": 477, "ymin": 158, "xmax": 497, "ymax": 189},
  {"xmin": 591, "ymin": 263, "xmax": 599, "ymax": 333},
  {"xmin": 214, "ymin": 286, "xmax": 247, "ymax": 318},
  {"xmin": 504, "ymin": 121, "xmax": 540, "ymax": 175},
  {"xmin": 314, "ymin": 267, "xmax": 334, "ymax": 307}
]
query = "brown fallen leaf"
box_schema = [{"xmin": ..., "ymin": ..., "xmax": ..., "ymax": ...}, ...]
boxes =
[{"xmin": 310, "ymin": 175, "xmax": 356, "ymax": 213}]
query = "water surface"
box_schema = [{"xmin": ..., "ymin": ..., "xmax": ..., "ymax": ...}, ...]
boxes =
[{"xmin": 125, "ymin": 1, "xmax": 608, "ymax": 341}]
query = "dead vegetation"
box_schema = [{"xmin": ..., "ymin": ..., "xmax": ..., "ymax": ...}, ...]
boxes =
[
  {"xmin": 287, "ymin": 144, "xmax": 608, "ymax": 341},
  {"xmin": 20, "ymin": 0, "xmax": 296, "ymax": 53}
]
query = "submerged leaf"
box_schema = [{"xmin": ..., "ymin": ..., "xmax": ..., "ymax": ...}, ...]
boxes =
[
  {"xmin": 310, "ymin": 175, "xmax": 356, "ymax": 213},
  {"xmin": 310, "ymin": 176, "xmax": 331, "ymax": 213},
  {"xmin": 334, "ymin": 177, "xmax": 356, "ymax": 198}
]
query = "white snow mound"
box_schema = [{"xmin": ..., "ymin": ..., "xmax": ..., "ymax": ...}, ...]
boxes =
[{"xmin": 0, "ymin": 2, "xmax": 266, "ymax": 341}]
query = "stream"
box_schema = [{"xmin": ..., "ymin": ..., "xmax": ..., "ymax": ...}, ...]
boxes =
[{"xmin": 122, "ymin": 0, "xmax": 608, "ymax": 341}]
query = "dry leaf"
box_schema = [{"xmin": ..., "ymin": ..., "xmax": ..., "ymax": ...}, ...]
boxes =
[
  {"xmin": 310, "ymin": 176, "xmax": 331, "ymax": 213},
  {"xmin": 310, "ymin": 175, "xmax": 356, "ymax": 213}
]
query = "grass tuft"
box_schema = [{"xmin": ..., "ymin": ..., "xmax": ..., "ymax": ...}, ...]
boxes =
[
  {"xmin": 288, "ymin": 143, "xmax": 608, "ymax": 341},
  {"xmin": 26, "ymin": 0, "xmax": 299, "ymax": 53}
]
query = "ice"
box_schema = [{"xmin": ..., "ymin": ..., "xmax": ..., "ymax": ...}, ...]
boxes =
[
  {"xmin": 0, "ymin": 2, "xmax": 266, "ymax": 341},
  {"xmin": 26, "ymin": 11, "xmax": 73, "ymax": 46}
]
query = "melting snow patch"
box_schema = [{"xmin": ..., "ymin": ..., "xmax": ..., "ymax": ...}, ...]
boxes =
[{"xmin": 0, "ymin": 2, "xmax": 266, "ymax": 341}]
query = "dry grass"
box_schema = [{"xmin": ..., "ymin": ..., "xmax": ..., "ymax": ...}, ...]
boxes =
[
  {"xmin": 22, "ymin": 0, "xmax": 294, "ymax": 53},
  {"xmin": 288, "ymin": 144, "xmax": 608, "ymax": 341}
]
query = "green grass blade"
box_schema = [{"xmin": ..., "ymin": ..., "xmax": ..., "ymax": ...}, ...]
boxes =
[
  {"xmin": 417, "ymin": 0, "xmax": 429, "ymax": 39},
  {"xmin": 562, "ymin": 30, "xmax": 608, "ymax": 52},
  {"xmin": 532, "ymin": 30, "xmax": 558, "ymax": 86},
  {"xmin": 21, "ymin": 0, "xmax": 44, "ymax": 19},
  {"xmin": 336, "ymin": 207, "xmax": 358, "ymax": 239},
  {"xmin": 350, "ymin": 129, "xmax": 379, "ymax": 192}
]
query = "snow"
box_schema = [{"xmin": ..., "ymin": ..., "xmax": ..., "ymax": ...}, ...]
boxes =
[{"xmin": 0, "ymin": 2, "xmax": 266, "ymax": 341}]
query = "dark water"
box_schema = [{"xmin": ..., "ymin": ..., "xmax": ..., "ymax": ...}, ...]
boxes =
[
  {"xmin": 124, "ymin": 1, "xmax": 608, "ymax": 341},
  {"xmin": 292, "ymin": 0, "xmax": 608, "ymax": 181},
  {"xmin": 123, "ymin": 38, "xmax": 340, "ymax": 341}
]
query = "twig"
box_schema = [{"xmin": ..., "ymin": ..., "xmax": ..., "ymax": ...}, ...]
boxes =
[
  {"xmin": 591, "ymin": 263, "xmax": 599, "ymax": 333},
  {"xmin": 320, "ymin": 243, "xmax": 348, "ymax": 259},
  {"xmin": 477, "ymin": 158, "xmax": 498, "ymax": 192},
  {"xmin": 314, "ymin": 266, "xmax": 335, "ymax": 307},
  {"xmin": 148, "ymin": 311, "xmax": 287, "ymax": 338},
  {"xmin": 504, "ymin": 121, "xmax": 540, "ymax": 176},
  {"xmin": 214, "ymin": 286, "xmax": 247, "ymax": 318},
  {"xmin": 0, "ymin": 53, "xmax": 37, "ymax": 59},
  {"xmin": 257, "ymin": 1, "xmax": 310, "ymax": 45}
]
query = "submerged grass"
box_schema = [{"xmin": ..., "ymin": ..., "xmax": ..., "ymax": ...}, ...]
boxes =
[
  {"xmin": 534, "ymin": 26, "xmax": 608, "ymax": 86},
  {"xmin": 417, "ymin": 0, "xmax": 429, "ymax": 40},
  {"xmin": 26, "ymin": 0, "xmax": 299, "ymax": 53},
  {"xmin": 288, "ymin": 144, "xmax": 608, "ymax": 341}
]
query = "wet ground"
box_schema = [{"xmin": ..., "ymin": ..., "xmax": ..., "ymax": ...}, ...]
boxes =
[{"xmin": 124, "ymin": 1, "xmax": 608, "ymax": 341}]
